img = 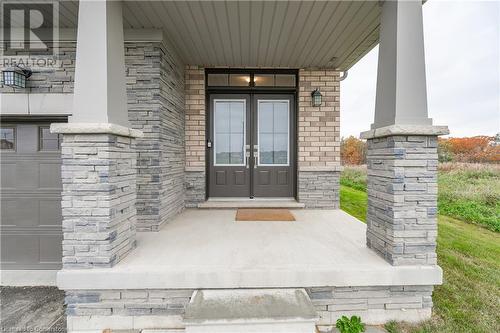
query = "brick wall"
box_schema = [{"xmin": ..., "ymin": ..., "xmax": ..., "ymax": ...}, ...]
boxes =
[
  {"xmin": 366, "ymin": 135, "xmax": 439, "ymax": 265},
  {"xmin": 297, "ymin": 69, "xmax": 341, "ymax": 168},
  {"xmin": 297, "ymin": 69, "xmax": 341, "ymax": 208},
  {"xmin": 184, "ymin": 66, "xmax": 206, "ymax": 170},
  {"xmin": 184, "ymin": 66, "xmax": 206, "ymax": 206}
]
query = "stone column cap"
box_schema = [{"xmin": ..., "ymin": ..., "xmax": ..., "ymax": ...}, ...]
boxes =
[
  {"xmin": 50, "ymin": 123, "xmax": 144, "ymax": 138},
  {"xmin": 360, "ymin": 124, "xmax": 449, "ymax": 140}
]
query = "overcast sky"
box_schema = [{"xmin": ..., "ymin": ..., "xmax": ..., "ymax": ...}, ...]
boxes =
[{"xmin": 340, "ymin": 0, "xmax": 500, "ymax": 138}]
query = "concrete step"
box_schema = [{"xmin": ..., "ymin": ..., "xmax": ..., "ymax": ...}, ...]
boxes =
[
  {"xmin": 198, "ymin": 198, "xmax": 305, "ymax": 209},
  {"xmin": 184, "ymin": 289, "xmax": 317, "ymax": 333}
]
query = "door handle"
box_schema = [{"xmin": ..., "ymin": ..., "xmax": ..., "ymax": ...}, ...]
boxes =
[
  {"xmin": 246, "ymin": 155, "xmax": 249, "ymax": 169},
  {"xmin": 253, "ymin": 145, "xmax": 258, "ymax": 169}
]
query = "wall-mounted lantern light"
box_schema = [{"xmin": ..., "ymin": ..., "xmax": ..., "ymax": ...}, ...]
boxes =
[
  {"xmin": 2, "ymin": 66, "xmax": 32, "ymax": 88},
  {"xmin": 311, "ymin": 88, "xmax": 322, "ymax": 107}
]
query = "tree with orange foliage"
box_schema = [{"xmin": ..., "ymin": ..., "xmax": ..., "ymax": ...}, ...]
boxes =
[
  {"xmin": 439, "ymin": 136, "xmax": 499, "ymax": 163},
  {"xmin": 341, "ymin": 136, "xmax": 366, "ymax": 165}
]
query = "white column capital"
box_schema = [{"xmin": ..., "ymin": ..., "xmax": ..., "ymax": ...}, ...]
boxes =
[
  {"xmin": 72, "ymin": 0, "xmax": 129, "ymax": 127},
  {"xmin": 371, "ymin": 0, "xmax": 433, "ymax": 130}
]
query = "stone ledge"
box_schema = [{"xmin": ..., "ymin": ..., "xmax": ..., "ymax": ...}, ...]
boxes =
[
  {"xmin": 0, "ymin": 270, "xmax": 57, "ymax": 286},
  {"xmin": 51, "ymin": 123, "xmax": 144, "ymax": 138},
  {"xmin": 360, "ymin": 125, "xmax": 449, "ymax": 140},
  {"xmin": 57, "ymin": 265, "xmax": 442, "ymax": 290},
  {"xmin": 299, "ymin": 166, "xmax": 343, "ymax": 172}
]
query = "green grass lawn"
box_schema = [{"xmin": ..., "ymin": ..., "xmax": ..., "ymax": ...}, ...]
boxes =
[
  {"xmin": 340, "ymin": 163, "xmax": 500, "ymax": 231},
  {"xmin": 438, "ymin": 163, "xmax": 500, "ymax": 232},
  {"xmin": 339, "ymin": 181, "xmax": 500, "ymax": 333}
]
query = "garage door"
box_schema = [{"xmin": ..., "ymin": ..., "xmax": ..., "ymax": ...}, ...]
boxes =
[{"xmin": 1, "ymin": 120, "xmax": 64, "ymax": 270}]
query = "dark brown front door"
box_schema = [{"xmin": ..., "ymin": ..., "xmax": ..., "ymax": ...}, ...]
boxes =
[{"xmin": 208, "ymin": 94, "xmax": 295, "ymax": 198}]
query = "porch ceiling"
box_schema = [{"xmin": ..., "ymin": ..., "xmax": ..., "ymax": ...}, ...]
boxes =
[{"xmin": 58, "ymin": 1, "xmax": 381, "ymax": 70}]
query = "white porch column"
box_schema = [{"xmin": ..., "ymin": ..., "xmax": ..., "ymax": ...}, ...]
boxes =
[
  {"xmin": 72, "ymin": 0, "xmax": 128, "ymax": 126},
  {"xmin": 372, "ymin": 0, "xmax": 431, "ymax": 129},
  {"xmin": 361, "ymin": 0, "xmax": 448, "ymax": 266},
  {"xmin": 51, "ymin": 0, "xmax": 141, "ymax": 269}
]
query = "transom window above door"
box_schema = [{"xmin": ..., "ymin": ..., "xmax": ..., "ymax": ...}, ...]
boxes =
[{"xmin": 207, "ymin": 71, "xmax": 297, "ymax": 88}]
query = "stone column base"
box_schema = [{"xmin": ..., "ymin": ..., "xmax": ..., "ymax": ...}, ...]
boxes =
[
  {"xmin": 51, "ymin": 123, "xmax": 142, "ymax": 268},
  {"xmin": 362, "ymin": 125, "xmax": 449, "ymax": 266}
]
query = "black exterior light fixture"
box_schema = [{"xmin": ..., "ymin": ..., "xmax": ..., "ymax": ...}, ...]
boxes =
[
  {"xmin": 311, "ymin": 88, "xmax": 322, "ymax": 107},
  {"xmin": 2, "ymin": 66, "xmax": 32, "ymax": 88}
]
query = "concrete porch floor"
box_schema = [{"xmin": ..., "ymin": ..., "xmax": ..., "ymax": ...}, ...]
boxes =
[{"xmin": 57, "ymin": 209, "xmax": 442, "ymax": 290}]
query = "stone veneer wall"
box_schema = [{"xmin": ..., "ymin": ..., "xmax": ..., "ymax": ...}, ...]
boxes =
[
  {"xmin": 366, "ymin": 135, "xmax": 439, "ymax": 265},
  {"xmin": 0, "ymin": 42, "xmax": 76, "ymax": 93},
  {"xmin": 126, "ymin": 41, "xmax": 185, "ymax": 231},
  {"xmin": 65, "ymin": 285, "xmax": 433, "ymax": 330},
  {"xmin": 297, "ymin": 69, "xmax": 341, "ymax": 208},
  {"xmin": 60, "ymin": 134, "xmax": 137, "ymax": 268},
  {"xmin": 307, "ymin": 285, "xmax": 433, "ymax": 325},
  {"xmin": 2, "ymin": 41, "xmax": 186, "ymax": 232},
  {"xmin": 66, "ymin": 289, "xmax": 194, "ymax": 317},
  {"xmin": 298, "ymin": 171, "xmax": 340, "ymax": 209},
  {"xmin": 184, "ymin": 66, "xmax": 206, "ymax": 207}
]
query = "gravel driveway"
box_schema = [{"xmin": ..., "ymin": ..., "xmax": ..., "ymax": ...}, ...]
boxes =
[{"xmin": 0, "ymin": 287, "xmax": 66, "ymax": 333}]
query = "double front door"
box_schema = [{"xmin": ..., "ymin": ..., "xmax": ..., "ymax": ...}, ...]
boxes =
[{"xmin": 208, "ymin": 94, "xmax": 295, "ymax": 198}]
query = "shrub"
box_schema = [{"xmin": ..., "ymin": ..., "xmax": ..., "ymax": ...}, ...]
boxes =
[
  {"xmin": 340, "ymin": 165, "xmax": 367, "ymax": 191},
  {"xmin": 336, "ymin": 315, "xmax": 365, "ymax": 333}
]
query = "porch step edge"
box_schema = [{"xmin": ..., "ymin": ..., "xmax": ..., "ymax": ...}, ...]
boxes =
[
  {"xmin": 198, "ymin": 200, "xmax": 305, "ymax": 209},
  {"xmin": 184, "ymin": 289, "xmax": 317, "ymax": 324}
]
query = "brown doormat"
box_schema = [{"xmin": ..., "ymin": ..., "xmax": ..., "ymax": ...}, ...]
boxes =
[{"xmin": 235, "ymin": 209, "xmax": 295, "ymax": 221}]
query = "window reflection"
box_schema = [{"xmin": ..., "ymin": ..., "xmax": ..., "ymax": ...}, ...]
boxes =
[
  {"xmin": 258, "ymin": 101, "xmax": 289, "ymax": 165},
  {"xmin": 0, "ymin": 127, "xmax": 15, "ymax": 150}
]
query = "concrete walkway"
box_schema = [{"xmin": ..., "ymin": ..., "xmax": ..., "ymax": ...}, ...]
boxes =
[{"xmin": 0, "ymin": 286, "xmax": 66, "ymax": 332}]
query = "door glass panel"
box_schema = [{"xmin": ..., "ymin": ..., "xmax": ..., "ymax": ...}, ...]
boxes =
[
  {"xmin": 260, "ymin": 133, "xmax": 274, "ymax": 164},
  {"xmin": 258, "ymin": 101, "xmax": 289, "ymax": 165},
  {"xmin": 214, "ymin": 100, "xmax": 246, "ymax": 165},
  {"xmin": 274, "ymin": 133, "xmax": 288, "ymax": 164}
]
